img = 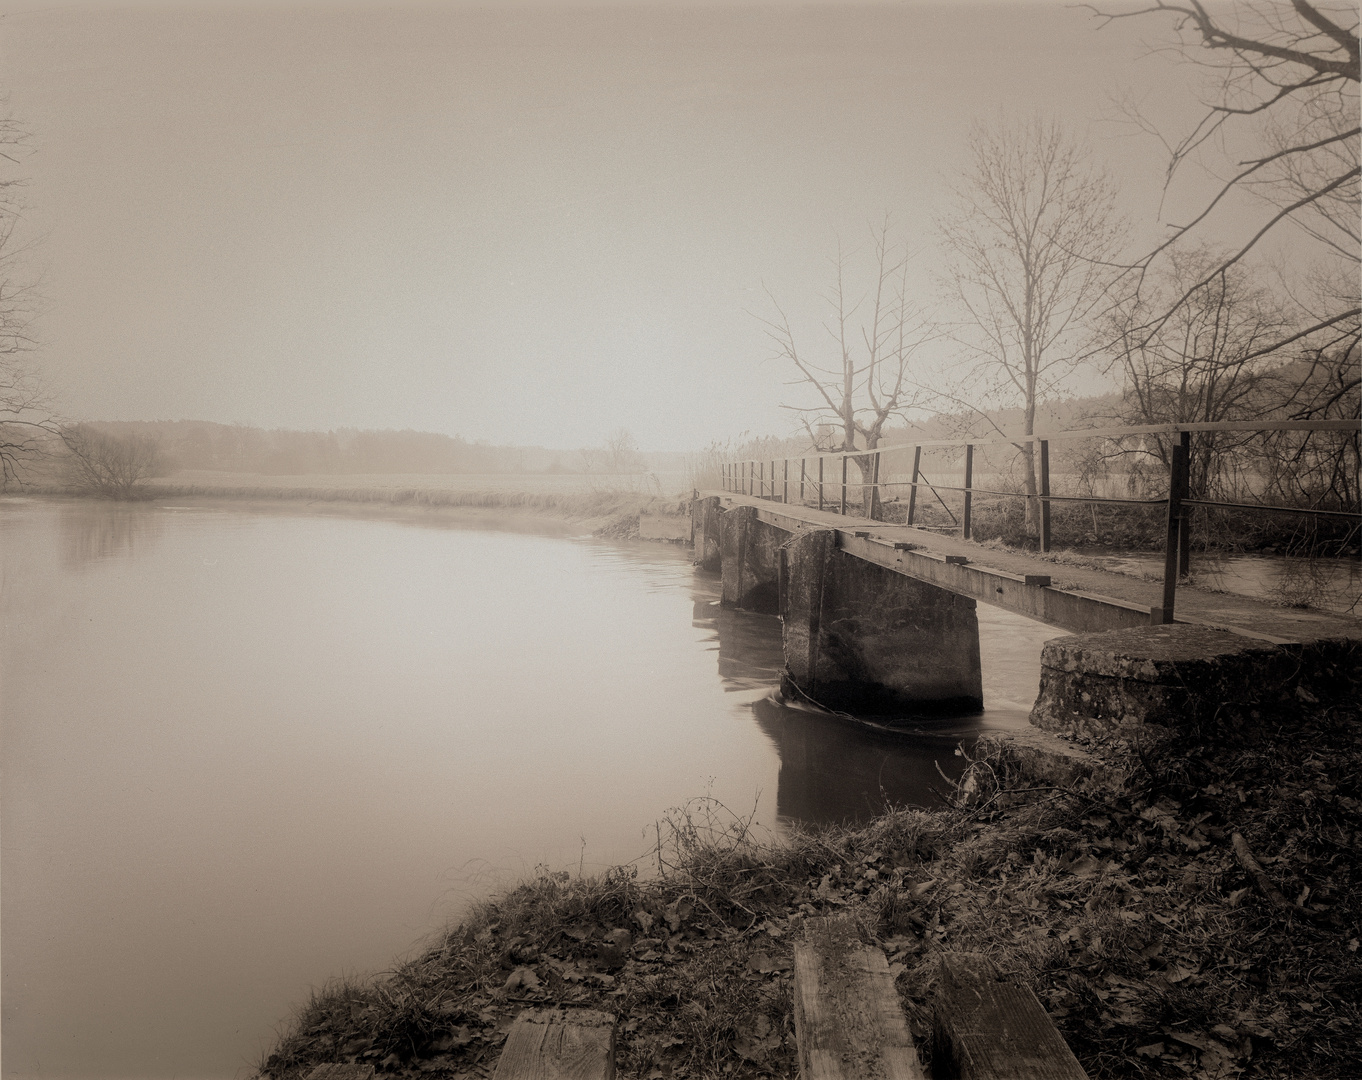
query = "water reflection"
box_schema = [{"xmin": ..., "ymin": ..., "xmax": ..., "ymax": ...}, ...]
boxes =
[
  {"xmin": 0, "ymin": 500, "xmax": 1041, "ymax": 1080},
  {"xmin": 60, "ymin": 501, "xmax": 165, "ymax": 569},
  {"xmin": 752, "ymin": 697, "xmax": 969, "ymax": 822},
  {"xmin": 688, "ymin": 570, "xmax": 971, "ymax": 824}
]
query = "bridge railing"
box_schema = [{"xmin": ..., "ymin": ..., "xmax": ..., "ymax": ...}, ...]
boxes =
[{"xmin": 719, "ymin": 420, "xmax": 1360, "ymax": 623}]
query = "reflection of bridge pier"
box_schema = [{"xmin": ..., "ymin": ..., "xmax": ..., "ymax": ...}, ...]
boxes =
[
  {"xmin": 749, "ymin": 697, "xmax": 967, "ymax": 823},
  {"xmin": 690, "ymin": 577, "xmax": 970, "ymax": 824}
]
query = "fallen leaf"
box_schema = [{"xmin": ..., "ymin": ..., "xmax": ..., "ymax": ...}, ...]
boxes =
[{"xmin": 503, "ymin": 967, "xmax": 540, "ymax": 993}]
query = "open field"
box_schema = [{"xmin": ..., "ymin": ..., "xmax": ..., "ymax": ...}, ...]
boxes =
[{"xmin": 146, "ymin": 469, "xmax": 692, "ymax": 497}]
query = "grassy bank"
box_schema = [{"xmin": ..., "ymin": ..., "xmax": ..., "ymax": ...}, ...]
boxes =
[
  {"xmin": 259, "ymin": 702, "xmax": 1361, "ymax": 1080},
  {"xmin": 889, "ymin": 496, "xmax": 1359, "ymax": 557}
]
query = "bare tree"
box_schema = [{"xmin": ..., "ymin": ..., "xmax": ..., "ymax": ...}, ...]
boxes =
[
  {"xmin": 61, "ymin": 424, "xmax": 167, "ymax": 498},
  {"xmin": 760, "ymin": 217, "xmax": 933, "ymax": 514},
  {"xmin": 937, "ymin": 116, "xmax": 1126, "ymax": 532},
  {"xmin": 1106, "ymin": 246, "xmax": 1293, "ymax": 487},
  {"xmin": 605, "ymin": 427, "xmax": 640, "ymax": 473},
  {"xmin": 0, "ymin": 103, "xmax": 53, "ymax": 487},
  {"xmin": 1091, "ymin": 2, "xmax": 1359, "ymax": 358}
]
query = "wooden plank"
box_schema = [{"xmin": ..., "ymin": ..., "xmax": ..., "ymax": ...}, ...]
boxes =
[
  {"xmin": 304, "ymin": 1066, "xmax": 375, "ymax": 1080},
  {"xmin": 932, "ymin": 954, "xmax": 1087, "ymax": 1080},
  {"xmin": 792, "ymin": 914, "xmax": 925, "ymax": 1080},
  {"xmin": 492, "ymin": 1008, "xmax": 616, "ymax": 1080}
]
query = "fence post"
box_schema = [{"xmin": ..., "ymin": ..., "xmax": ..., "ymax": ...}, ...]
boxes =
[
  {"xmin": 818, "ymin": 457, "xmax": 825, "ymax": 511},
  {"xmin": 1039, "ymin": 439, "xmax": 1052, "ymax": 553},
  {"xmin": 907, "ymin": 446, "xmax": 921, "ymax": 526},
  {"xmin": 840, "ymin": 455, "xmax": 848, "ymax": 515},
  {"xmin": 771, "ymin": 460, "xmax": 777, "ymax": 500},
  {"xmin": 1178, "ymin": 430, "xmax": 1192, "ymax": 577},
  {"xmin": 783, "ymin": 459, "xmax": 789, "ymax": 503},
  {"xmin": 962, "ymin": 444, "xmax": 974, "ymax": 541},
  {"xmin": 870, "ymin": 450, "xmax": 882, "ymax": 521},
  {"xmin": 800, "ymin": 458, "xmax": 806, "ymax": 504},
  {"xmin": 1154, "ymin": 442, "xmax": 1190, "ymax": 624}
]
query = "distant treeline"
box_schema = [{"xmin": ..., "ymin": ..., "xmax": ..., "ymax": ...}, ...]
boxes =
[{"xmin": 73, "ymin": 421, "xmax": 688, "ymax": 476}]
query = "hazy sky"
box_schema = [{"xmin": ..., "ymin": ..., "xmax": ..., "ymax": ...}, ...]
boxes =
[{"xmin": 4, "ymin": 0, "xmax": 1218, "ymax": 451}]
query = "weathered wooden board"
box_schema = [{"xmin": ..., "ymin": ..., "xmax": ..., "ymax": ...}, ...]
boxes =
[
  {"xmin": 932, "ymin": 953, "xmax": 1088, "ymax": 1079},
  {"xmin": 303, "ymin": 1066, "xmax": 375, "ymax": 1080},
  {"xmin": 492, "ymin": 1008, "xmax": 616, "ymax": 1080},
  {"xmin": 792, "ymin": 914, "xmax": 925, "ymax": 1080}
]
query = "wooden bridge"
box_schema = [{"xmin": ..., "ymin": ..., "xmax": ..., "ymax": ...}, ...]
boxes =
[{"xmin": 691, "ymin": 419, "xmax": 1359, "ymax": 747}]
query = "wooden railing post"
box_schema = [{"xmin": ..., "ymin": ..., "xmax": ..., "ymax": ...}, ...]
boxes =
[
  {"xmin": 1039, "ymin": 439, "xmax": 1052, "ymax": 553},
  {"xmin": 1178, "ymin": 430, "xmax": 1192, "ymax": 577},
  {"xmin": 800, "ymin": 458, "xmax": 806, "ymax": 504},
  {"xmin": 840, "ymin": 455, "xmax": 848, "ymax": 515},
  {"xmin": 1154, "ymin": 441, "xmax": 1190, "ymax": 624},
  {"xmin": 962, "ymin": 444, "xmax": 974, "ymax": 541},
  {"xmin": 818, "ymin": 457, "xmax": 825, "ymax": 511},
  {"xmin": 783, "ymin": 459, "xmax": 789, "ymax": 503},
  {"xmin": 907, "ymin": 446, "xmax": 921, "ymax": 526}
]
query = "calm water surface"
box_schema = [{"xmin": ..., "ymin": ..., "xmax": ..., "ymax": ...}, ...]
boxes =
[{"xmin": 1, "ymin": 498, "xmax": 1054, "ymax": 1080}]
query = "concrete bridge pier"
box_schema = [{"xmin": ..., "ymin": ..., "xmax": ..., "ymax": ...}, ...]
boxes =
[
  {"xmin": 719, "ymin": 504, "xmax": 785, "ymax": 614},
  {"xmin": 780, "ymin": 529, "xmax": 984, "ymax": 717},
  {"xmin": 690, "ymin": 495, "xmax": 723, "ymax": 572}
]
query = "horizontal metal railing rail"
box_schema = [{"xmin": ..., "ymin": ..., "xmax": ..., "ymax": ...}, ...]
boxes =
[{"xmin": 717, "ymin": 419, "xmax": 1360, "ymax": 625}]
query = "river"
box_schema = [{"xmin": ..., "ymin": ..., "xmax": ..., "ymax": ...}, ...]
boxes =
[{"xmin": 4, "ymin": 496, "xmax": 1344, "ymax": 1080}]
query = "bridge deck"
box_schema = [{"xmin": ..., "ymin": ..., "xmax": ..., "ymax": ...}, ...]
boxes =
[{"xmin": 701, "ymin": 491, "xmax": 1361, "ymax": 643}]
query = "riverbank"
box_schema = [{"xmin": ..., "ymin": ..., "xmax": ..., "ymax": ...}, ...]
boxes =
[
  {"xmin": 259, "ymin": 699, "xmax": 1361, "ymax": 1080},
  {"xmin": 6, "ymin": 480, "xmax": 691, "ymax": 542}
]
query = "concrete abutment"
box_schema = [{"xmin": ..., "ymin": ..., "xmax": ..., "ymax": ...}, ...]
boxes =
[
  {"xmin": 1029, "ymin": 625, "xmax": 1362, "ymax": 750},
  {"xmin": 718, "ymin": 504, "xmax": 783, "ymax": 615},
  {"xmin": 779, "ymin": 528, "xmax": 984, "ymax": 716},
  {"xmin": 690, "ymin": 495, "xmax": 722, "ymax": 572}
]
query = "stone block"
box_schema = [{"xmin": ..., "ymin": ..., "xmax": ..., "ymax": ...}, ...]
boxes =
[{"xmin": 966, "ymin": 729, "xmax": 1125, "ymax": 801}]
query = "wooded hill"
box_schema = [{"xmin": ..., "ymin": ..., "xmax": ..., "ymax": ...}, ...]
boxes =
[{"xmin": 67, "ymin": 420, "xmax": 689, "ymax": 476}]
